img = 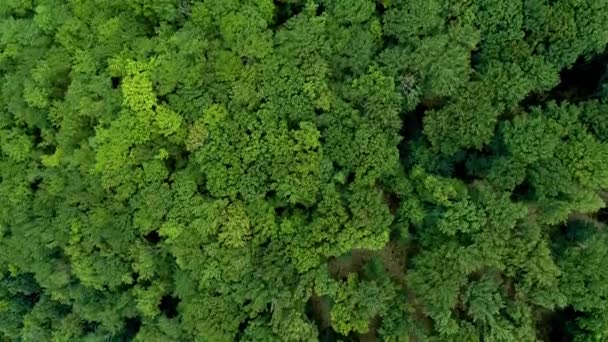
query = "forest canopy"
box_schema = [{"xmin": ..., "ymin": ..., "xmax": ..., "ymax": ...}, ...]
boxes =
[{"xmin": 2, "ymin": 0, "xmax": 608, "ymax": 341}]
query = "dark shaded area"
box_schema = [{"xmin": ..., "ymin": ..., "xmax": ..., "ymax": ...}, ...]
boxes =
[
  {"xmin": 123, "ymin": 317, "xmax": 142, "ymax": 340},
  {"xmin": 448, "ymin": 151, "xmax": 487, "ymax": 183},
  {"xmin": 555, "ymin": 221, "xmax": 572, "ymax": 244},
  {"xmin": 345, "ymin": 171, "xmax": 355, "ymax": 185},
  {"xmin": 552, "ymin": 55, "xmax": 607, "ymax": 101},
  {"xmin": 28, "ymin": 126, "xmax": 56, "ymax": 155},
  {"xmin": 1, "ymin": 226, "xmax": 11, "ymax": 239},
  {"xmin": 380, "ymin": 34, "xmax": 400, "ymax": 51},
  {"xmin": 157, "ymin": 94, "xmax": 168, "ymax": 104},
  {"xmin": 235, "ymin": 303, "xmax": 272, "ymax": 340},
  {"xmin": 400, "ymin": 104, "xmax": 426, "ymax": 144},
  {"xmin": 470, "ymin": 50, "xmax": 482, "ymax": 73},
  {"xmin": 131, "ymin": 272, "xmax": 141, "ymax": 284},
  {"xmin": 451, "ymin": 157, "xmax": 469, "ymax": 181},
  {"xmin": 563, "ymin": 219, "xmax": 597, "ymax": 243},
  {"xmin": 50, "ymin": 71, "xmax": 71, "ymax": 101},
  {"xmin": 315, "ymin": 2, "xmax": 326, "ymax": 16},
  {"xmin": 293, "ymin": 203, "xmax": 308, "ymax": 212},
  {"xmin": 41, "ymin": 144, "xmax": 56, "ymax": 156},
  {"xmin": 9, "ymin": 8, "xmax": 36, "ymax": 19},
  {"xmin": 159, "ymin": 295, "xmax": 180, "ymax": 318},
  {"xmin": 144, "ymin": 230, "xmax": 161, "ymax": 244},
  {"xmin": 511, "ymin": 178, "xmax": 533, "ymax": 202},
  {"xmin": 304, "ymin": 297, "xmax": 322, "ymax": 326},
  {"xmin": 273, "ymin": 0, "xmax": 304, "ymax": 28},
  {"xmin": 400, "ymin": 98, "xmax": 446, "ymax": 155},
  {"xmin": 111, "ymin": 77, "xmax": 121, "ymax": 89},
  {"xmin": 388, "ymin": 224, "xmax": 406, "ymax": 243},
  {"xmin": 82, "ymin": 321, "xmax": 100, "ymax": 334},
  {"xmin": 404, "ymin": 242, "xmax": 421, "ymax": 270},
  {"xmin": 164, "ymin": 150, "xmax": 190, "ymax": 174},
  {"xmin": 317, "ymin": 329, "xmax": 357, "ymax": 342},
  {"xmin": 328, "ymin": 250, "xmax": 374, "ymax": 281},
  {"xmin": 258, "ymin": 240, "xmax": 271, "ymax": 253},
  {"xmin": 137, "ymin": 279, "xmax": 153, "ymax": 289},
  {"xmin": 453, "ymin": 298, "xmax": 476, "ymax": 326},
  {"xmin": 462, "ymin": 146, "xmax": 497, "ymax": 179},
  {"xmin": 522, "ymin": 54, "xmax": 608, "ymax": 108},
  {"xmin": 267, "ymin": 191, "xmax": 290, "ymax": 217},
  {"xmin": 235, "ymin": 318, "xmax": 250, "ymax": 340},
  {"xmin": 596, "ymin": 206, "xmax": 608, "ymax": 224},
  {"xmin": 49, "ymin": 248, "xmax": 65, "ymax": 260},
  {"xmin": 542, "ymin": 306, "xmax": 580, "ymax": 342},
  {"xmin": 266, "ymin": 190, "xmax": 277, "ymax": 200},
  {"xmin": 306, "ymin": 295, "xmax": 350, "ymax": 342},
  {"xmin": 375, "ymin": 0, "xmax": 387, "ymax": 16},
  {"xmin": 241, "ymin": 56, "xmax": 253, "ymax": 66},
  {"xmin": 1, "ymin": 273, "xmax": 42, "ymax": 307},
  {"xmin": 24, "ymin": 291, "xmax": 41, "ymax": 307},
  {"xmin": 29, "ymin": 177, "xmax": 42, "ymax": 193},
  {"xmin": 30, "ymin": 127, "xmax": 43, "ymax": 146},
  {"xmin": 140, "ymin": 16, "xmax": 158, "ymax": 39},
  {"xmin": 274, "ymin": 206, "xmax": 286, "ymax": 217},
  {"xmin": 384, "ymin": 192, "xmax": 399, "ymax": 215}
]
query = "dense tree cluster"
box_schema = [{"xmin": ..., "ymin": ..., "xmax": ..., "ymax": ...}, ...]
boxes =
[{"xmin": 2, "ymin": 0, "xmax": 608, "ymax": 340}]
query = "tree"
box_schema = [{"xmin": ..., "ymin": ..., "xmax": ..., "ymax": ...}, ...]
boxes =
[{"xmin": 2, "ymin": 0, "xmax": 608, "ymax": 340}]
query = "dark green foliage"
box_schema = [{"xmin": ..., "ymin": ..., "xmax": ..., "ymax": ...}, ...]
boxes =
[{"xmin": 1, "ymin": 0, "xmax": 608, "ymax": 341}]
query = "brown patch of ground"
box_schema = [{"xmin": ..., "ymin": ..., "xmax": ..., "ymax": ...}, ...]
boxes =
[
  {"xmin": 307, "ymin": 293, "xmax": 331, "ymax": 331},
  {"xmin": 378, "ymin": 242, "xmax": 407, "ymax": 286},
  {"xmin": 327, "ymin": 249, "xmax": 375, "ymax": 280}
]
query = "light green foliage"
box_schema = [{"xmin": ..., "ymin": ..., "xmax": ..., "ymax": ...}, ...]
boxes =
[
  {"xmin": 320, "ymin": 273, "xmax": 396, "ymax": 335},
  {"xmin": 1, "ymin": 0, "xmax": 608, "ymax": 341}
]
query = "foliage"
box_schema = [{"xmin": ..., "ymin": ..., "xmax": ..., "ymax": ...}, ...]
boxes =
[{"xmin": 1, "ymin": 0, "xmax": 608, "ymax": 340}]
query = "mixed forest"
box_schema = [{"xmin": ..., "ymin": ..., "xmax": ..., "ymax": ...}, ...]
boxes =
[{"xmin": 3, "ymin": 0, "xmax": 608, "ymax": 341}]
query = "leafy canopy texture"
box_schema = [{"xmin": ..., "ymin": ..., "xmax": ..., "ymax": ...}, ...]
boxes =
[{"xmin": 2, "ymin": 0, "xmax": 608, "ymax": 341}]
